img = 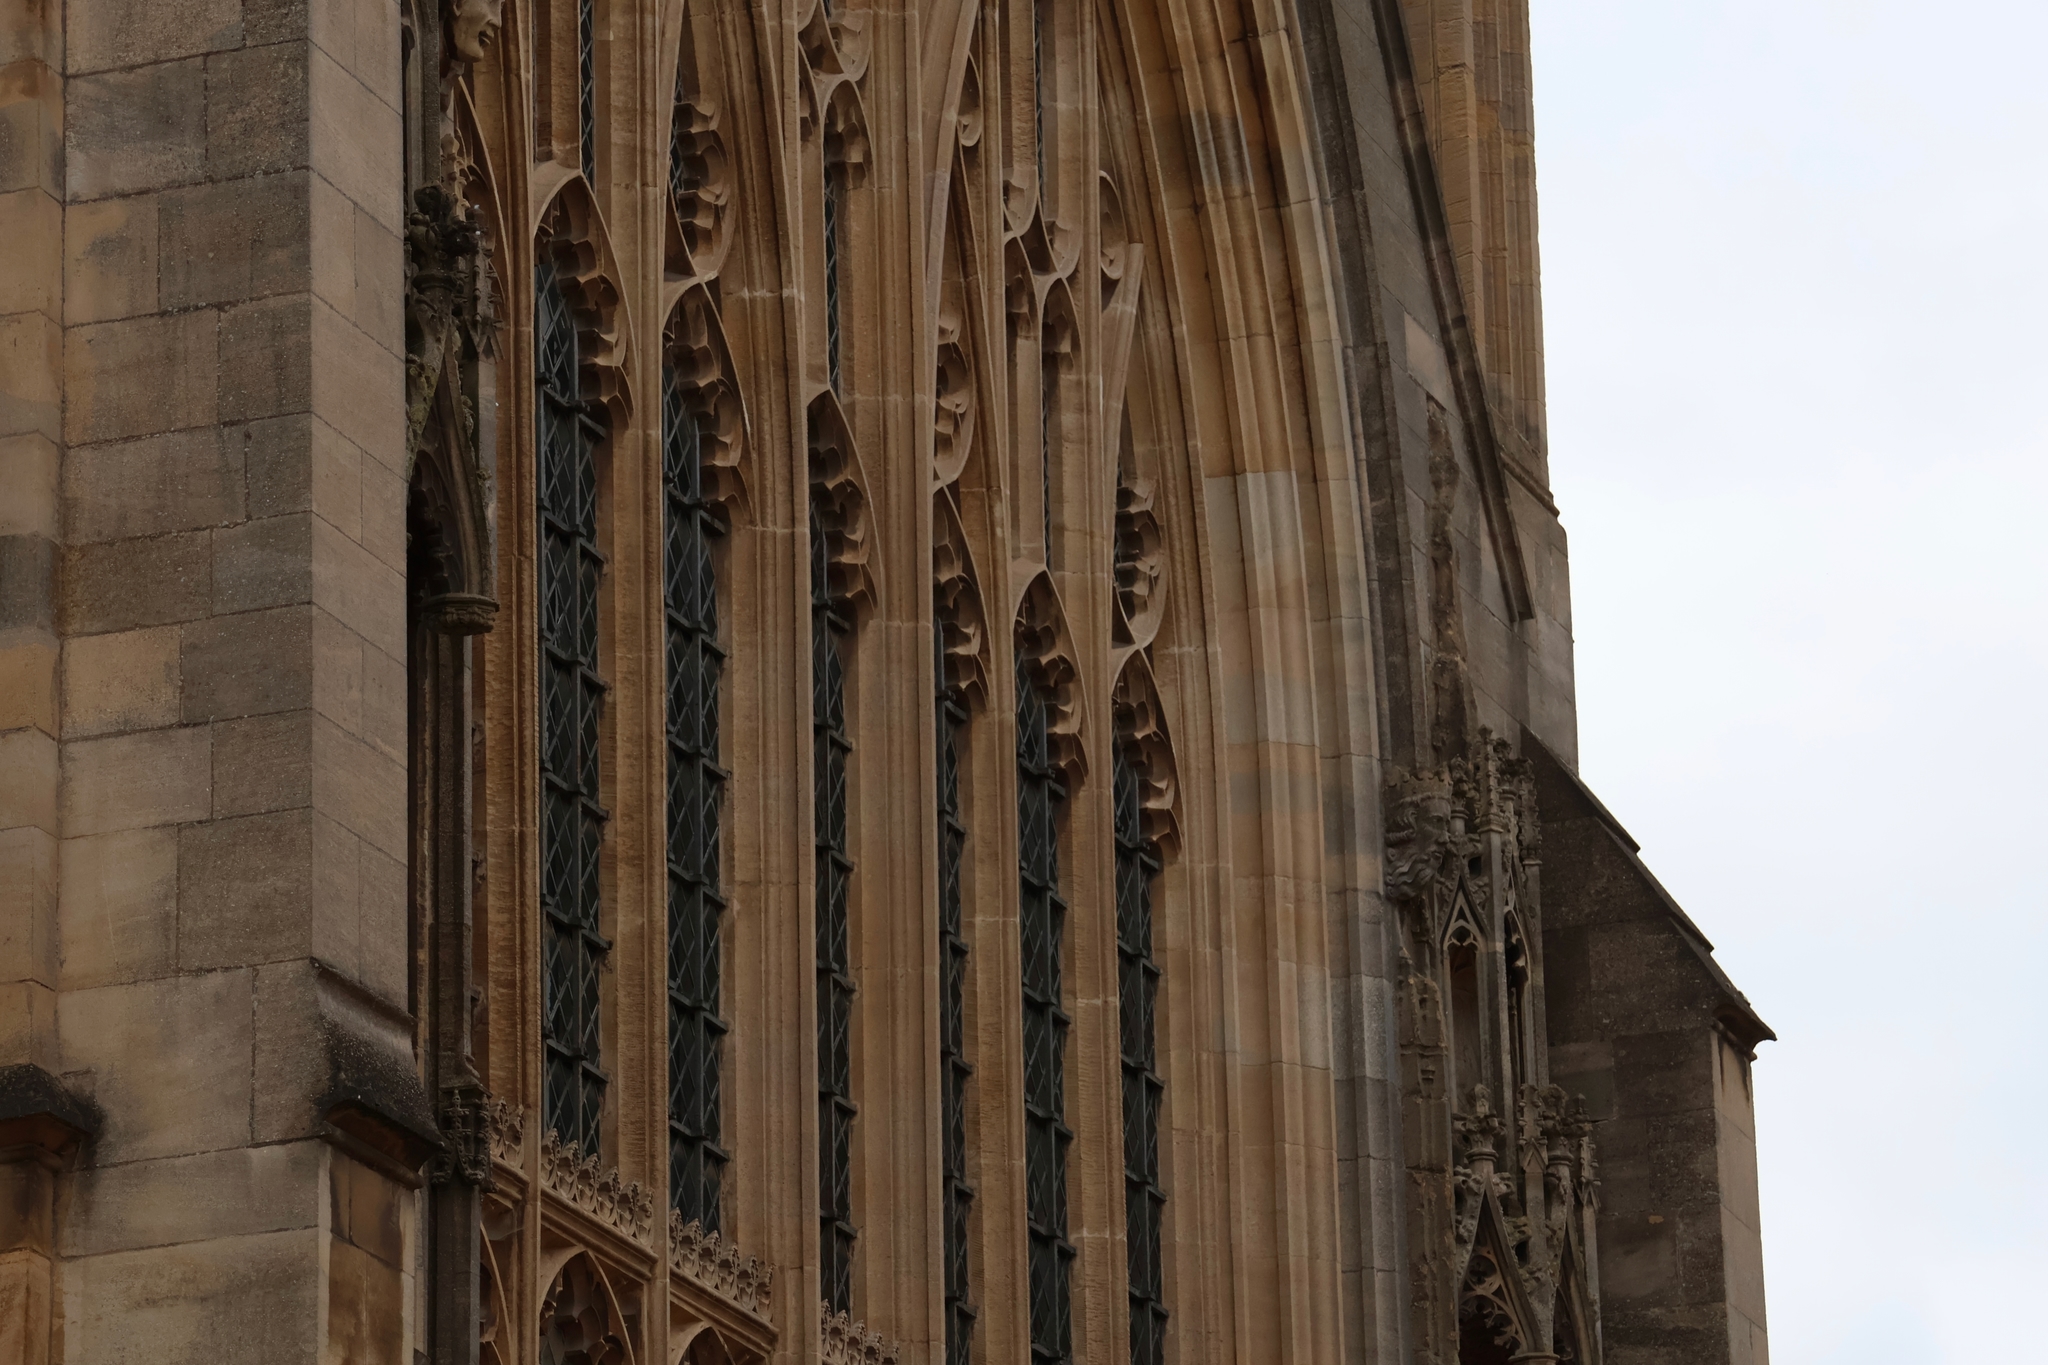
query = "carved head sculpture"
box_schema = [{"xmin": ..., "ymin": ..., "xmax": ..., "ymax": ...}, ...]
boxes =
[{"xmin": 450, "ymin": 0, "xmax": 504, "ymax": 63}]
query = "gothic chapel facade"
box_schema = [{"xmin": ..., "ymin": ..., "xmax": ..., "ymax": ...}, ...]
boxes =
[{"xmin": 0, "ymin": 0, "xmax": 1772, "ymax": 1361}]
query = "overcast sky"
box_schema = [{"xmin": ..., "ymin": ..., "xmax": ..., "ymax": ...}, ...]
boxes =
[{"xmin": 1527, "ymin": 0, "xmax": 2048, "ymax": 1358}]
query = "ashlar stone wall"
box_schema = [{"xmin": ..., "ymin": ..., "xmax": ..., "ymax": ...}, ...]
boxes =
[{"xmin": 0, "ymin": 0, "xmax": 428, "ymax": 1358}]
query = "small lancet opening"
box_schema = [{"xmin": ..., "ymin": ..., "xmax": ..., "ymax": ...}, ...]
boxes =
[{"xmin": 1446, "ymin": 922, "xmax": 1483, "ymax": 1110}]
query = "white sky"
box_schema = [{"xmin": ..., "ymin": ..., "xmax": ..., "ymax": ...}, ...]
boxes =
[{"xmin": 1528, "ymin": 0, "xmax": 2048, "ymax": 1359}]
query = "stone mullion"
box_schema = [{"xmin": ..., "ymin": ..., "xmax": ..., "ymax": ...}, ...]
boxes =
[{"xmin": 1050, "ymin": 42, "xmax": 1131, "ymax": 1365}]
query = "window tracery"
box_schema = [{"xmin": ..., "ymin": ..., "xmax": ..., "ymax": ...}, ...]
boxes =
[
  {"xmin": 1109, "ymin": 659, "xmax": 1176, "ymax": 1365},
  {"xmin": 661, "ymin": 27, "xmax": 747, "ymax": 1238},
  {"xmin": 537, "ymin": 247, "xmax": 610, "ymax": 1157},
  {"xmin": 664, "ymin": 362, "xmax": 728, "ymax": 1232}
]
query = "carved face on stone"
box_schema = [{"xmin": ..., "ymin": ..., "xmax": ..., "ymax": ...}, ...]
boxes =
[{"xmin": 450, "ymin": 0, "xmax": 503, "ymax": 62}]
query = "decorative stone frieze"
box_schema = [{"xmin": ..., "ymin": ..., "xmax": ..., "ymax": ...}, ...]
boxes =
[
  {"xmin": 818, "ymin": 1303, "xmax": 899, "ymax": 1365},
  {"xmin": 540, "ymin": 1131, "xmax": 656, "ymax": 1243},
  {"xmin": 669, "ymin": 1212, "xmax": 773, "ymax": 1318},
  {"xmin": 484, "ymin": 1096, "xmax": 525, "ymax": 1167}
]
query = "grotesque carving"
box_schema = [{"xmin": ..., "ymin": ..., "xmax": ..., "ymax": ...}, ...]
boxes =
[{"xmin": 447, "ymin": 0, "xmax": 503, "ymax": 63}]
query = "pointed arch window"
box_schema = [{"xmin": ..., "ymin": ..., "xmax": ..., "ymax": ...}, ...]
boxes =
[
  {"xmin": 1114, "ymin": 744, "xmax": 1167, "ymax": 1365},
  {"xmin": 537, "ymin": 255, "xmax": 609, "ymax": 1155},
  {"xmin": 1017, "ymin": 660, "xmax": 1073, "ymax": 1365},
  {"xmin": 937, "ymin": 618, "xmax": 976, "ymax": 1365},
  {"xmin": 664, "ymin": 366, "xmax": 729, "ymax": 1230},
  {"xmin": 814, "ymin": 497, "xmax": 858, "ymax": 1313}
]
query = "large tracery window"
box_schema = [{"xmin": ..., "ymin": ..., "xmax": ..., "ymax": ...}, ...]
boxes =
[
  {"xmin": 537, "ymin": 255, "xmax": 609, "ymax": 1155},
  {"xmin": 1017, "ymin": 660, "xmax": 1074, "ymax": 1365},
  {"xmin": 1114, "ymin": 745, "xmax": 1167, "ymax": 1365},
  {"xmin": 664, "ymin": 368, "xmax": 729, "ymax": 1231},
  {"xmin": 813, "ymin": 497, "xmax": 858, "ymax": 1314},
  {"xmin": 937, "ymin": 618, "xmax": 976, "ymax": 1365}
]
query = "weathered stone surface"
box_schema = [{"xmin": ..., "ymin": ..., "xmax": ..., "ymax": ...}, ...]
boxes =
[
  {"xmin": 63, "ymin": 429, "xmax": 242, "ymax": 543},
  {"xmin": 64, "ymin": 59, "xmax": 207, "ymax": 201},
  {"xmin": 63, "ymin": 310, "xmax": 218, "ymax": 445},
  {"xmin": 59, "ymin": 726, "xmax": 210, "ymax": 837},
  {"xmin": 204, "ymin": 42, "xmax": 310, "ymax": 180},
  {"xmin": 58, "ymin": 531, "xmax": 212, "ymax": 633},
  {"xmin": 58, "ymin": 969, "xmax": 252, "ymax": 1162},
  {"xmin": 210, "ymin": 709, "xmax": 312, "ymax": 817},
  {"xmin": 177, "ymin": 808, "xmax": 314, "ymax": 969},
  {"xmin": 64, "ymin": 1229, "xmax": 320, "ymax": 1365},
  {"xmin": 61, "ymin": 1141, "xmax": 321, "ymax": 1256},
  {"xmin": 64, "ymin": 0, "xmax": 243, "ymax": 75},
  {"xmin": 158, "ymin": 172, "xmax": 312, "ymax": 310},
  {"xmin": 178, "ymin": 605, "xmax": 313, "ymax": 722},
  {"xmin": 61, "ymin": 625, "xmax": 180, "ymax": 737},
  {"xmin": 58, "ymin": 826, "xmax": 178, "ymax": 989}
]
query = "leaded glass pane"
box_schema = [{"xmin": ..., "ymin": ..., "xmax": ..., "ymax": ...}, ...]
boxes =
[
  {"xmin": 938, "ymin": 617, "xmax": 977, "ymax": 1365},
  {"xmin": 578, "ymin": 0, "xmax": 596, "ymax": 181},
  {"xmin": 824, "ymin": 169, "xmax": 844, "ymax": 394},
  {"xmin": 814, "ymin": 500, "xmax": 858, "ymax": 1314},
  {"xmin": 1115, "ymin": 744, "xmax": 1168, "ymax": 1365},
  {"xmin": 665, "ymin": 365, "xmax": 731, "ymax": 1232},
  {"xmin": 537, "ymin": 257, "xmax": 609, "ymax": 1159},
  {"xmin": 1017, "ymin": 660, "xmax": 1073, "ymax": 1365}
]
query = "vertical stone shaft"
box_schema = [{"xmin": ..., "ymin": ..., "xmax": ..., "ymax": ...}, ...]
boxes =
[{"xmin": 420, "ymin": 620, "xmax": 483, "ymax": 1365}]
